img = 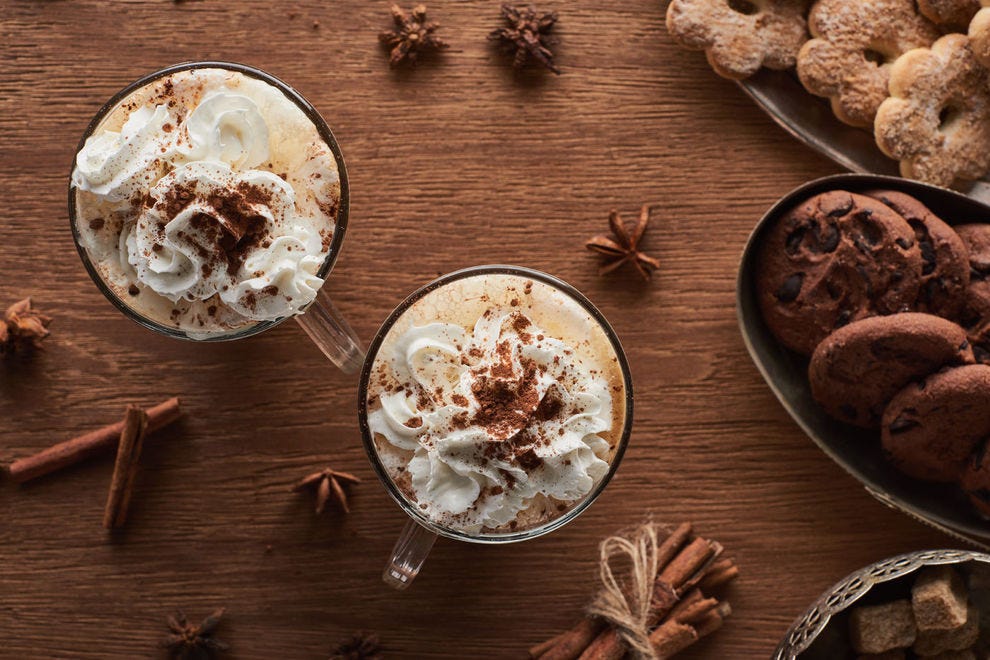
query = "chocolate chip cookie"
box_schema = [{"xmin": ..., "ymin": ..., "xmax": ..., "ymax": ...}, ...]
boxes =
[
  {"xmin": 956, "ymin": 224, "xmax": 990, "ymax": 364},
  {"xmin": 810, "ymin": 313, "xmax": 974, "ymax": 428},
  {"xmin": 863, "ymin": 190, "xmax": 970, "ymax": 320},
  {"xmin": 756, "ymin": 190, "xmax": 924, "ymax": 355},
  {"xmin": 881, "ymin": 364, "xmax": 990, "ymax": 482}
]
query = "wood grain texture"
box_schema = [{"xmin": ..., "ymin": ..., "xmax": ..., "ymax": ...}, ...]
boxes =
[{"xmin": 0, "ymin": 1, "xmax": 954, "ymax": 658}]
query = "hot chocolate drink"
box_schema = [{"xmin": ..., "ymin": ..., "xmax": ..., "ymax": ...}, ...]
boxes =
[
  {"xmin": 365, "ymin": 272, "xmax": 627, "ymax": 535},
  {"xmin": 71, "ymin": 66, "xmax": 342, "ymax": 337}
]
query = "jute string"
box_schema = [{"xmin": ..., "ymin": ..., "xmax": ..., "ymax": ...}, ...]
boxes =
[{"xmin": 586, "ymin": 521, "xmax": 667, "ymax": 660}]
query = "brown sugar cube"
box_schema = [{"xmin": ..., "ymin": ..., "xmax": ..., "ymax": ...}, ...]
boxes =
[
  {"xmin": 857, "ymin": 651, "xmax": 907, "ymax": 660},
  {"xmin": 850, "ymin": 600, "xmax": 917, "ymax": 654},
  {"xmin": 914, "ymin": 605, "xmax": 980, "ymax": 656},
  {"xmin": 913, "ymin": 566, "xmax": 969, "ymax": 631}
]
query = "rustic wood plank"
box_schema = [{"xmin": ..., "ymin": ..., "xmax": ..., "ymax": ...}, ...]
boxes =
[{"xmin": 0, "ymin": 0, "xmax": 953, "ymax": 657}]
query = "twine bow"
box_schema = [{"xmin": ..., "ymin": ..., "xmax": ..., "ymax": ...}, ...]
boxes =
[{"xmin": 586, "ymin": 521, "xmax": 670, "ymax": 660}]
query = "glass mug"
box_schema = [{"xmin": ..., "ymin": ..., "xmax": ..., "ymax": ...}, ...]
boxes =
[
  {"xmin": 357, "ymin": 265, "xmax": 634, "ymax": 589},
  {"xmin": 68, "ymin": 61, "xmax": 364, "ymax": 373}
]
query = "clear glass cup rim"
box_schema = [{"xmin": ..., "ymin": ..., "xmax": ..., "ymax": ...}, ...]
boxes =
[
  {"xmin": 356, "ymin": 264, "xmax": 635, "ymax": 545},
  {"xmin": 67, "ymin": 60, "xmax": 350, "ymax": 342}
]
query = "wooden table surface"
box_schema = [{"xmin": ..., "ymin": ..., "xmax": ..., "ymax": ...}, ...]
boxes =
[{"xmin": 0, "ymin": 1, "xmax": 958, "ymax": 658}]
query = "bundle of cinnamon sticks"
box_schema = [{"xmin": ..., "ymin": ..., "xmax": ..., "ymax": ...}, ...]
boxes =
[{"xmin": 529, "ymin": 522, "xmax": 739, "ymax": 660}]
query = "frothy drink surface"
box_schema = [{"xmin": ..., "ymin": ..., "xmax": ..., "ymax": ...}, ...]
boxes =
[
  {"xmin": 366, "ymin": 273, "xmax": 626, "ymax": 535},
  {"xmin": 72, "ymin": 67, "xmax": 341, "ymax": 336}
]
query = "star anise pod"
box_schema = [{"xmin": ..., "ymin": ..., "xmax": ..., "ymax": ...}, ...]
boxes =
[
  {"xmin": 585, "ymin": 205, "xmax": 661, "ymax": 280},
  {"xmin": 379, "ymin": 4, "xmax": 448, "ymax": 66},
  {"xmin": 292, "ymin": 466, "xmax": 361, "ymax": 514},
  {"xmin": 331, "ymin": 632, "xmax": 384, "ymax": 660},
  {"xmin": 489, "ymin": 4, "xmax": 560, "ymax": 74},
  {"xmin": 0, "ymin": 298, "xmax": 52, "ymax": 354},
  {"xmin": 162, "ymin": 608, "xmax": 229, "ymax": 659}
]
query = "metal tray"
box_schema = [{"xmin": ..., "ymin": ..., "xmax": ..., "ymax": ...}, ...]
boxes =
[
  {"xmin": 738, "ymin": 70, "xmax": 990, "ymax": 205},
  {"xmin": 736, "ymin": 173, "xmax": 990, "ymax": 547},
  {"xmin": 773, "ymin": 549, "xmax": 990, "ymax": 658}
]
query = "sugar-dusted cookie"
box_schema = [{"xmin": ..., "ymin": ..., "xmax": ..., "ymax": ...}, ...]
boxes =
[
  {"xmin": 956, "ymin": 224, "xmax": 990, "ymax": 362},
  {"xmin": 881, "ymin": 364, "xmax": 990, "ymax": 482},
  {"xmin": 756, "ymin": 190, "xmax": 923, "ymax": 355},
  {"xmin": 918, "ymin": 0, "xmax": 982, "ymax": 32},
  {"xmin": 797, "ymin": 0, "xmax": 939, "ymax": 128},
  {"xmin": 970, "ymin": 6, "xmax": 990, "ymax": 71},
  {"xmin": 665, "ymin": 0, "xmax": 811, "ymax": 80},
  {"xmin": 969, "ymin": 5, "xmax": 990, "ymax": 67},
  {"xmin": 809, "ymin": 313, "xmax": 973, "ymax": 428},
  {"xmin": 863, "ymin": 190, "xmax": 970, "ymax": 319},
  {"xmin": 875, "ymin": 34, "xmax": 990, "ymax": 188}
]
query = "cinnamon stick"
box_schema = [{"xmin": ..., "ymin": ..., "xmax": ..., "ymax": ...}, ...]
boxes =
[
  {"xmin": 670, "ymin": 595, "xmax": 718, "ymax": 625},
  {"xmin": 696, "ymin": 602, "xmax": 731, "ymax": 637},
  {"xmin": 698, "ymin": 560, "xmax": 739, "ymax": 592},
  {"xmin": 667, "ymin": 588, "xmax": 703, "ymax": 621},
  {"xmin": 7, "ymin": 397, "xmax": 180, "ymax": 483},
  {"xmin": 529, "ymin": 631, "xmax": 566, "ymax": 658},
  {"xmin": 102, "ymin": 406, "xmax": 148, "ymax": 529},
  {"xmin": 538, "ymin": 619, "xmax": 604, "ymax": 660},
  {"xmin": 650, "ymin": 620, "xmax": 697, "ymax": 658},
  {"xmin": 653, "ymin": 601, "xmax": 730, "ymax": 659},
  {"xmin": 658, "ymin": 538, "xmax": 719, "ymax": 589},
  {"xmin": 579, "ymin": 537, "xmax": 719, "ymax": 660},
  {"xmin": 539, "ymin": 524, "xmax": 692, "ymax": 660}
]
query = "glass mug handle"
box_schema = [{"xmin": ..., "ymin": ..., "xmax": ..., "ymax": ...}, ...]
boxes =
[
  {"xmin": 383, "ymin": 519, "xmax": 438, "ymax": 589},
  {"xmin": 294, "ymin": 286, "xmax": 365, "ymax": 374}
]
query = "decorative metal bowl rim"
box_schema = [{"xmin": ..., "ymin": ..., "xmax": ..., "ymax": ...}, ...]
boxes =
[{"xmin": 773, "ymin": 548, "xmax": 990, "ymax": 659}]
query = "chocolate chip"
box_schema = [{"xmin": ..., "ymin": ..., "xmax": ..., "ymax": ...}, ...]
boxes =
[
  {"xmin": 888, "ymin": 415, "xmax": 920, "ymax": 433},
  {"xmin": 834, "ymin": 309, "xmax": 853, "ymax": 329},
  {"xmin": 826, "ymin": 199, "xmax": 854, "ymax": 217},
  {"xmin": 826, "ymin": 281, "xmax": 843, "ymax": 301},
  {"xmin": 785, "ymin": 226, "xmax": 807, "ymax": 255},
  {"xmin": 817, "ymin": 223, "xmax": 840, "ymax": 253},
  {"xmin": 856, "ymin": 214, "xmax": 883, "ymax": 245},
  {"xmin": 919, "ymin": 241, "xmax": 936, "ymax": 274},
  {"xmin": 776, "ymin": 273, "xmax": 803, "ymax": 302},
  {"xmin": 852, "ymin": 235, "xmax": 871, "ymax": 254},
  {"xmin": 856, "ymin": 264, "xmax": 873, "ymax": 297},
  {"xmin": 921, "ymin": 278, "xmax": 941, "ymax": 304}
]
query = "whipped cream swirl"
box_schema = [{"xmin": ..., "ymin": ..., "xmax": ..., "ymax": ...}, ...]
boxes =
[
  {"xmin": 126, "ymin": 161, "xmax": 324, "ymax": 320},
  {"xmin": 176, "ymin": 92, "xmax": 270, "ymax": 169},
  {"xmin": 73, "ymin": 77, "xmax": 335, "ymax": 325},
  {"xmin": 72, "ymin": 104, "xmax": 175, "ymax": 202},
  {"xmin": 368, "ymin": 309, "xmax": 614, "ymax": 532}
]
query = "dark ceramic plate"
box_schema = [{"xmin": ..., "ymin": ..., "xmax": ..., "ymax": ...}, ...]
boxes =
[
  {"xmin": 737, "ymin": 70, "xmax": 990, "ymax": 204},
  {"xmin": 737, "ymin": 173, "xmax": 990, "ymax": 546}
]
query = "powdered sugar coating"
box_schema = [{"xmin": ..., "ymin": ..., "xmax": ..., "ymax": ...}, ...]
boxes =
[
  {"xmin": 666, "ymin": 0, "xmax": 811, "ymax": 80},
  {"xmin": 875, "ymin": 34, "xmax": 990, "ymax": 187},
  {"xmin": 797, "ymin": 0, "xmax": 939, "ymax": 127}
]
